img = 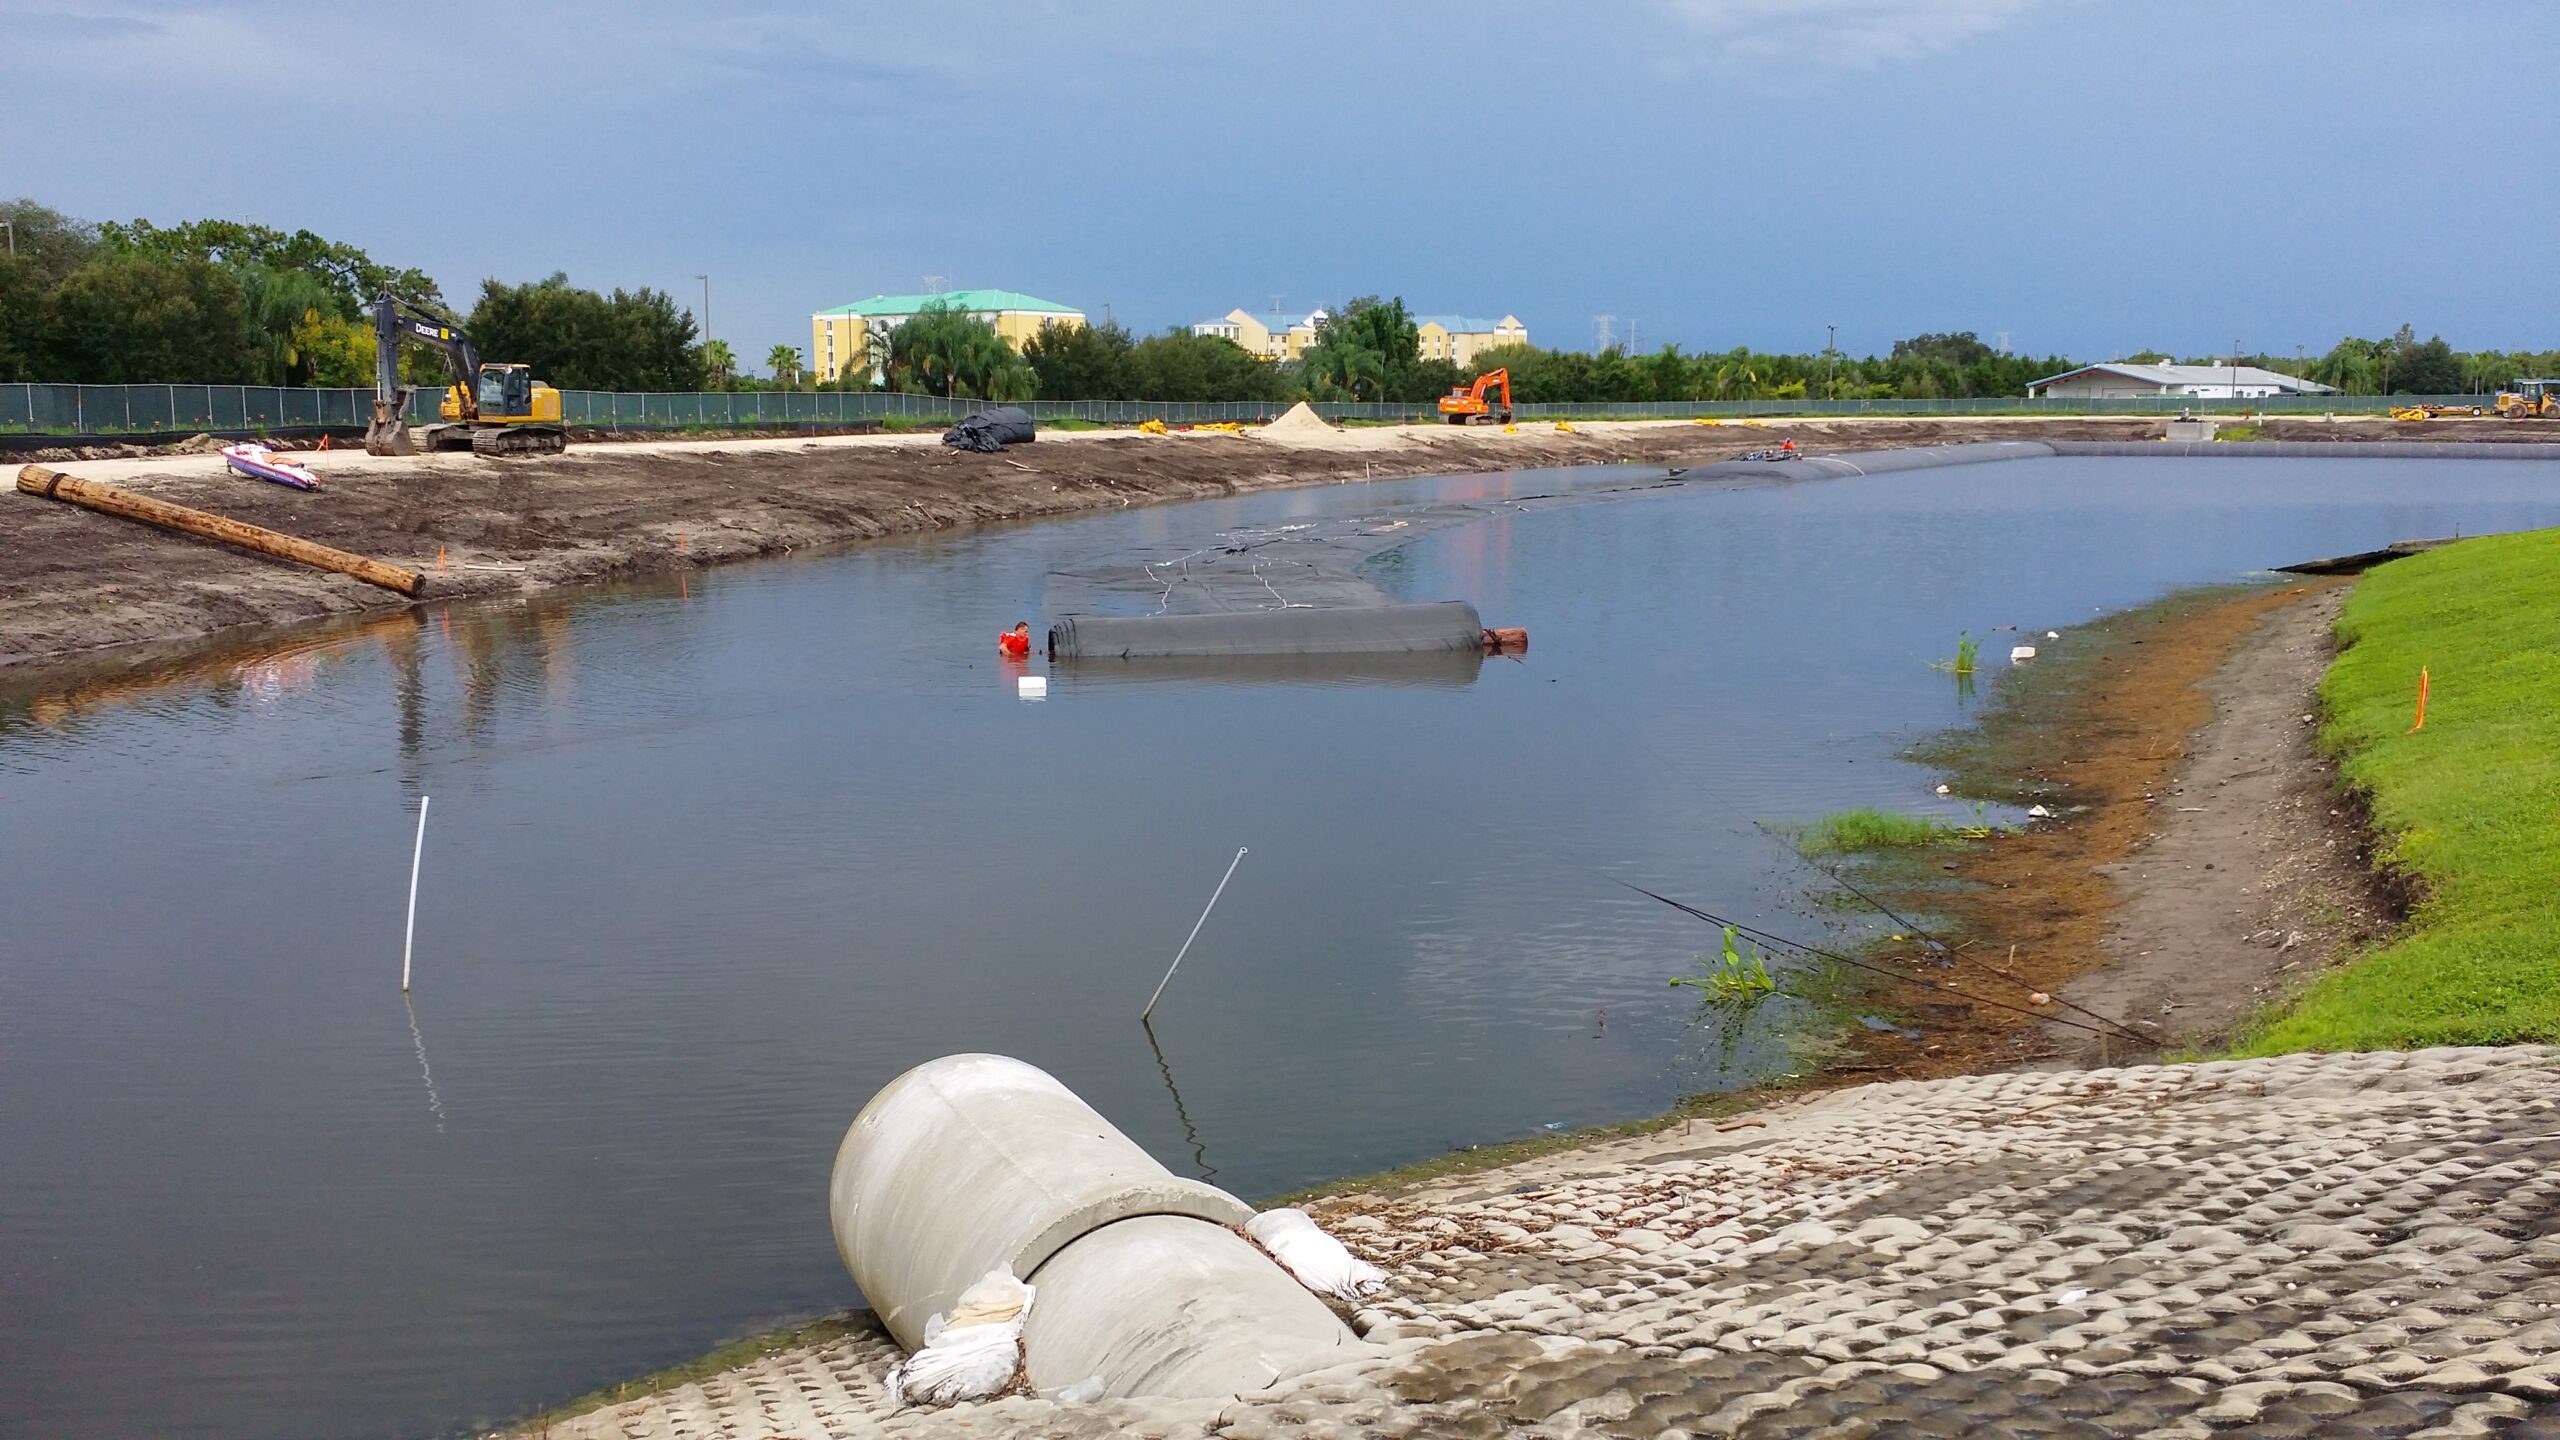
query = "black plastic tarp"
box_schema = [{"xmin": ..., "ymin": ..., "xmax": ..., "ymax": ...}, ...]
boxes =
[{"xmin": 942, "ymin": 407, "xmax": 1036, "ymax": 453}]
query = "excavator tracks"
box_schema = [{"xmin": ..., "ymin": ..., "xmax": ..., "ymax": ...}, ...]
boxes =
[{"xmin": 469, "ymin": 425, "xmax": 568, "ymax": 458}]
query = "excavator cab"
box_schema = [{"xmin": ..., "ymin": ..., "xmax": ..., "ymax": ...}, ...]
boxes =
[{"xmin": 477, "ymin": 364, "xmax": 534, "ymax": 421}]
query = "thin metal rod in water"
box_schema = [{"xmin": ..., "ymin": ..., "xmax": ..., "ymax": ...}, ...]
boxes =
[
  {"xmin": 1140, "ymin": 846, "xmax": 1247, "ymax": 1021},
  {"xmin": 401, "ymin": 795, "xmax": 429, "ymax": 992}
]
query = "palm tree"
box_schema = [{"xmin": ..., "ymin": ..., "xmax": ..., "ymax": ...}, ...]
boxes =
[
  {"xmin": 1303, "ymin": 339, "xmax": 1384, "ymax": 401},
  {"xmin": 700, "ymin": 339, "xmax": 737, "ymax": 388},
  {"xmin": 767, "ymin": 344, "xmax": 802, "ymax": 387}
]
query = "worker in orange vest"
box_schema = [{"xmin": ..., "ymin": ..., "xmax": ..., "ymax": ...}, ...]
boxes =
[{"xmin": 998, "ymin": 621, "xmax": 1032, "ymax": 659}]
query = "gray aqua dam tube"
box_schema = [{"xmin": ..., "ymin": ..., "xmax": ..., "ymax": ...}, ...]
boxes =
[
  {"xmin": 1049, "ymin": 599, "xmax": 1485, "ymax": 661},
  {"xmin": 830, "ymin": 1054, "xmax": 1368, "ymax": 1398}
]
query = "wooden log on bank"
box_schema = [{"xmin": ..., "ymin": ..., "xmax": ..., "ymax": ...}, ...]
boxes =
[{"xmin": 15, "ymin": 465, "xmax": 424, "ymax": 598}]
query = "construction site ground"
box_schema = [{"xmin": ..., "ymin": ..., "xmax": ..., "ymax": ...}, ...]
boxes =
[{"xmin": 7, "ymin": 412, "xmax": 2478, "ymax": 684}]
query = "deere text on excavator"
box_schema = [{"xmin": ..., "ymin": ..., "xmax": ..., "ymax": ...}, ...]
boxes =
[
  {"xmin": 364, "ymin": 291, "xmax": 568, "ymax": 457},
  {"xmin": 1438, "ymin": 368, "xmax": 1514, "ymax": 425}
]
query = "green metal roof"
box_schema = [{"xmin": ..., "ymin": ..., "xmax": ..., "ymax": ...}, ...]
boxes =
[{"xmin": 815, "ymin": 288, "xmax": 1081, "ymax": 317}]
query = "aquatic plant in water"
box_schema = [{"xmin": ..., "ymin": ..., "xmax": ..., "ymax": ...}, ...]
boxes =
[
  {"xmin": 1931, "ymin": 631, "xmax": 1980, "ymax": 675},
  {"xmin": 1672, "ymin": 925, "xmax": 1779, "ymax": 1006}
]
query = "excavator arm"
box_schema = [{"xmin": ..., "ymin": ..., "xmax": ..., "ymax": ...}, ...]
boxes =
[{"xmin": 366, "ymin": 291, "xmax": 482, "ymax": 455}]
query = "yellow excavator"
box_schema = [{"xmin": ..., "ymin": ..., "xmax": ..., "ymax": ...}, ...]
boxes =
[
  {"xmin": 2496, "ymin": 379, "xmax": 2558, "ymax": 420},
  {"xmin": 364, "ymin": 291, "xmax": 567, "ymax": 457}
]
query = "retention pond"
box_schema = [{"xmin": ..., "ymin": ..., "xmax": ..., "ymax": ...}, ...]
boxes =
[{"xmin": 4, "ymin": 453, "xmax": 2556, "ymax": 1437}]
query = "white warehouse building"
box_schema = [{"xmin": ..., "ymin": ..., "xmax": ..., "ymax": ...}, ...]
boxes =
[{"xmin": 2027, "ymin": 362, "xmax": 2338, "ymax": 401}]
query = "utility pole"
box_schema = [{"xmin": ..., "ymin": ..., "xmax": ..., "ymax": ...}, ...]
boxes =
[
  {"xmin": 1826, "ymin": 323, "xmax": 1837, "ymax": 398},
  {"xmin": 696, "ymin": 274, "xmax": 716, "ymax": 383},
  {"xmin": 0, "ymin": 220, "xmax": 14, "ymax": 255}
]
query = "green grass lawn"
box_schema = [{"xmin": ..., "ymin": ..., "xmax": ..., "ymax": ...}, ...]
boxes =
[{"xmin": 2238, "ymin": 528, "xmax": 2560, "ymax": 1053}]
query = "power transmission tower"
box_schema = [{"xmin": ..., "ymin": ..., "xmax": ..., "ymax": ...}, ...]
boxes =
[{"xmin": 1592, "ymin": 314, "xmax": 1616, "ymax": 351}]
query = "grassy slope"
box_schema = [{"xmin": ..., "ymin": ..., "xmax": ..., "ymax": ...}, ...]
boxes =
[{"xmin": 2239, "ymin": 529, "xmax": 2560, "ymax": 1053}]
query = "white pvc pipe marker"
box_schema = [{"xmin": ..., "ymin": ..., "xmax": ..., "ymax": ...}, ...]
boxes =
[
  {"xmin": 401, "ymin": 795, "xmax": 429, "ymax": 991},
  {"xmin": 1141, "ymin": 847, "xmax": 1247, "ymax": 1021}
]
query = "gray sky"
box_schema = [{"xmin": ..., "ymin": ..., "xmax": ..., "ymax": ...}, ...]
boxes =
[{"xmin": 6, "ymin": 1, "xmax": 2555, "ymax": 370}]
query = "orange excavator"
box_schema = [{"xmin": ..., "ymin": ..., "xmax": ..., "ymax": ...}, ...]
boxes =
[{"xmin": 1438, "ymin": 368, "xmax": 1514, "ymax": 425}]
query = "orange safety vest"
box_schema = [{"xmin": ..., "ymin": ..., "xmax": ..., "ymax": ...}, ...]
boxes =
[{"xmin": 998, "ymin": 630, "xmax": 1031, "ymax": 658}]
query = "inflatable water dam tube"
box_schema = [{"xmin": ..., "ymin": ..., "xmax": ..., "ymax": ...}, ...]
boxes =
[{"xmin": 1049, "ymin": 600, "xmax": 1485, "ymax": 660}]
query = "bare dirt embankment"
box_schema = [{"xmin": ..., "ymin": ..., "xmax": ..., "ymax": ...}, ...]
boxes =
[
  {"xmin": 1, "ymin": 417, "xmax": 2158, "ymax": 682},
  {"xmin": 1834, "ymin": 582, "xmax": 2395, "ymax": 1080}
]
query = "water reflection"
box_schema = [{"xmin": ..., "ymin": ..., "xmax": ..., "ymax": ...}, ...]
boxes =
[{"xmin": 1142, "ymin": 1020, "xmax": 1215, "ymax": 1182}]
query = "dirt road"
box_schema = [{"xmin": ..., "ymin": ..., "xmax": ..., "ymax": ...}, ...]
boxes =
[{"xmin": 1, "ymin": 417, "xmax": 2159, "ymax": 680}]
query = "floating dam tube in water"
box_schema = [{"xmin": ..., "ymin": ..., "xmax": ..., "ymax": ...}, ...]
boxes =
[
  {"xmin": 1046, "ymin": 647, "xmax": 1487, "ymax": 689},
  {"xmin": 831, "ymin": 1054, "xmax": 1363, "ymax": 1400},
  {"xmin": 1050, "ymin": 600, "xmax": 1487, "ymax": 661}
]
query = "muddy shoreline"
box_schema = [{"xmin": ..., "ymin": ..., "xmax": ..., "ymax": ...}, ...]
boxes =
[
  {"xmin": 4, "ymin": 416, "xmax": 2171, "ymax": 690},
  {"xmin": 1819, "ymin": 580, "xmax": 2394, "ymax": 1081}
]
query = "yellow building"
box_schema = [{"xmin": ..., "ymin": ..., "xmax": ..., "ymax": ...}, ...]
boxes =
[
  {"xmin": 1189, "ymin": 309, "xmax": 1323, "ymax": 363},
  {"xmin": 810, "ymin": 289, "xmax": 1084, "ymax": 385},
  {"xmin": 1416, "ymin": 315, "xmax": 1530, "ymax": 369}
]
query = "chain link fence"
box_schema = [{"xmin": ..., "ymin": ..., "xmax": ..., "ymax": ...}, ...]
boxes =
[{"xmin": 0, "ymin": 381, "xmax": 2472, "ymax": 438}]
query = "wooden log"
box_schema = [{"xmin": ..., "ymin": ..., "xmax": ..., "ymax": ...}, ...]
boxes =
[{"xmin": 16, "ymin": 465, "xmax": 424, "ymax": 598}]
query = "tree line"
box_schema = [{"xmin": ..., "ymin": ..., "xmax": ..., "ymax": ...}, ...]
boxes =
[
  {"xmin": 12, "ymin": 197, "xmax": 2556, "ymax": 402},
  {"xmin": 0, "ymin": 198, "xmax": 710, "ymax": 391}
]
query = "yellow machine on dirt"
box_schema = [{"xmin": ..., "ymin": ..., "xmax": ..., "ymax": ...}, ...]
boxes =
[
  {"xmin": 364, "ymin": 291, "xmax": 568, "ymax": 457},
  {"xmin": 2495, "ymin": 379, "xmax": 2559, "ymax": 420},
  {"xmin": 2390, "ymin": 403, "xmax": 2484, "ymax": 422}
]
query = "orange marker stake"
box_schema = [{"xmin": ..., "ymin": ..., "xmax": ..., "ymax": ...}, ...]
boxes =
[
  {"xmin": 2408, "ymin": 666, "xmax": 2430, "ymax": 733},
  {"xmin": 677, "ymin": 529, "xmax": 687, "ymax": 553},
  {"xmin": 436, "ymin": 545, "xmax": 448, "ymax": 572}
]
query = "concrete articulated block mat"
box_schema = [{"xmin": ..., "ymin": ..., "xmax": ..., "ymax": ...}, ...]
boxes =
[{"xmin": 540, "ymin": 1045, "xmax": 2560, "ymax": 1438}]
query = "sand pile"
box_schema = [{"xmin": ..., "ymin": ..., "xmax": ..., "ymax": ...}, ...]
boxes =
[{"xmin": 1253, "ymin": 401, "xmax": 1366, "ymax": 450}]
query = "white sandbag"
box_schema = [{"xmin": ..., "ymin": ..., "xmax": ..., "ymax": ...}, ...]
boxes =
[
  {"xmin": 1245, "ymin": 1208, "xmax": 1388, "ymax": 1303},
  {"xmin": 886, "ymin": 1268, "xmax": 1033, "ymax": 1407}
]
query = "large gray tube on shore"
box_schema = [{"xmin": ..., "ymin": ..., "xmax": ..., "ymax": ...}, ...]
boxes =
[
  {"xmin": 1050, "ymin": 600, "xmax": 1483, "ymax": 660},
  {"xmin": 830, "ymin": 1055, "xmax": 1363, "ymax": 1398}
]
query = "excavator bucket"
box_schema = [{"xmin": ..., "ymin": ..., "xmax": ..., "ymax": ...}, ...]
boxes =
[{"xmin": 364, "ymin": 395, "xmax": 415, "ymax": 457}]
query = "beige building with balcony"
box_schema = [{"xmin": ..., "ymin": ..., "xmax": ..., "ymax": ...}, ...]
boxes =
[
  {"xmin": 1190, "ymin": 308, "xmax": 1530, "ymax": 368},
  {"xmin": 1189, "ymin": 309, "xmax": 1323, "ymax": 362},
  {"xmin": 1417, "ymin": 315, "xmax": 1530, "ymax": 369},
  {"xmin": 810, "ymin": 289, "xmax": 1084, "ymax": 385}
]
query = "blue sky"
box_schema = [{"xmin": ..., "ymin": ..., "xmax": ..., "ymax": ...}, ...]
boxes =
[{"xmin": 5, "ymin": 1, "xmax": 2555, "ymax": 371}]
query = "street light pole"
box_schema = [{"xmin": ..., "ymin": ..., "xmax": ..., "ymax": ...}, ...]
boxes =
[
  {"xmin": 696, "ymin": 274, "xmax": 715, "ymax": 383},
  {"xmin": 1826, "ymin": 324, "xmax": 1837, "ymax": 399}
]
